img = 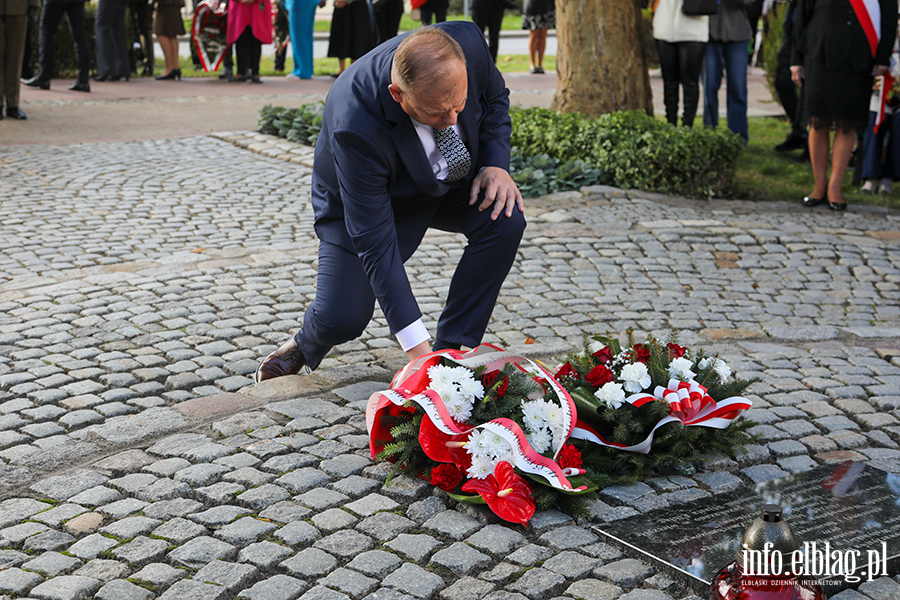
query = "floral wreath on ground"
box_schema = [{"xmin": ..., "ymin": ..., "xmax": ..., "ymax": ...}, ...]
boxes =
[{"xmin": 365, "ymin": 332, "xmax": 757, "ymax": 526}]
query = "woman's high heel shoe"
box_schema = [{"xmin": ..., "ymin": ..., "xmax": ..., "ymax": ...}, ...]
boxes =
[{"xmin": 155, "ymin": 68, "xmax": 181, "ymax": 81}]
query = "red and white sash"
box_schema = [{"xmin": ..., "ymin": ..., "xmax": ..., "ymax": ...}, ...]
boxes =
[{"xmin": 849, "ymin": 0, "xmax": 882, "ymax": 58}]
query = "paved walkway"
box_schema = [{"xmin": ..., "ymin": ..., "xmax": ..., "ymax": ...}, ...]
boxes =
[
  {"xmin": 0, "ymin": 72, "xmax": 899, "ymax": 600},
  {"xmin": 4, "ymin": 67, "xmax": 781, "ymax": 145}
]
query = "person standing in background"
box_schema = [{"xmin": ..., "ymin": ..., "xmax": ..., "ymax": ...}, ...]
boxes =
[
  {"xmin": 522, "ymin": 0, "xmax": 553, "ymax": 74},
  {"xmin": 227, "ymin": 0, "xmax": 272, "ymax": 82},
  {"xmin": 154, "ymin": 0, "xmax": 185, "ymax": 80},
  {"xmin": 702, "ymin": 0, "xmax": 755, "ymax": 142},
  {"xmin": 130, "ymin": 0, "xmax": 154, "ymax": 75},
  {"xmin": 1, "ymin": 0, "xmax": 35, "ymax": 118},
  {"xmin": 326, "ymin": 0, "xmax": 375, "ymax": 77},
  {"xmin": 285, "ymin": 0, "xmax": 325, "ymax": 79},
  {"xmin": 22, "ymin": 0, "xmax": 92, "ymax": 91},
  {"xmin": 792, "ymin": 0, "xmax": 897, "ymax": 211},
  {"xmin": 419, "ymin": 0, "xmax": 447, "ymax": 24},
  {"xmin": 373, "ymin": 0, "xmax": 402, "ymax": 44},
  {"xmin": 95, "ymin": 0, "xmax": 131, "ymax": 80},
  {"xmin": 652, "ymin": 0, "xmax": 708, "ymax": 127},
  {"xmin": 772, "ymin": 0, "xmax": 807, "ymax": 154},
  {"xmin": 471, "ymin": 0, "xmax": 509, "ymax": 63}
]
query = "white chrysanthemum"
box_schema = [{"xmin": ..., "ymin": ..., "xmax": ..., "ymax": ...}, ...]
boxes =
[
  {"xmin": 527, "ymin": 428, "xmax": 552, "ymax": 453},
  {"xmin": 620, "ymin": 362, "xmax": 651, "ymax": 393},
  {"xmin": 522, "ymin": 400, "xmax": 548, "ymax": 432},
  {"xmin": 458, "ymin": 377, "xmax": 485, "ymax": 401},
  {"xmin": 594, "ymin": 381, "xmax": 626, "ymax": 409},
  {"xmin": 485, "ymin": 431, "xmax": 511, "ymax": 458},
  {"xmin": 428, "ymin": 365, "xmax": 455, "ymax": 386},
  {"xmin": 464, "ymin": 430, "xmax": 492, "ymax": 458},
  {"xmin": 451, "ymin": 366, "xmax": 471, "ymax": 383},
  {"xmin": 542, "ymin": 400, "xmax": 566, "ymax": 431},
  {"xmin": 446, "ymin": 398, "xmax": 473, "ymax": 423},
  {"xmin": 430, "ymin": 381, "xmax": 456, "ymax": 402},
  {"xmin": 466, "ymin": 455, "xmax": 495, "ymax": 480},
  {"xmin": 668, "ymin": 357, "xmax": 696, "ymax": 381}
]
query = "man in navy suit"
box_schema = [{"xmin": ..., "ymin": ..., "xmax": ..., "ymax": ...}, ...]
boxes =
[{"xmin": 256, "ymin": 22, "xmax": 524, "ymax": 381}]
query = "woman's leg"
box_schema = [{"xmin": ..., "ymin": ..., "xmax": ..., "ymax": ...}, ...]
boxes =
[
  {"xmin": 337, "ymin": 57, "xmax": 346, "ymax": 74},
  {"xmin": 679, "ymin": 41, "xmax": 706, "ymax": 128},
  {"xmin": 235, "ymin": 27, "xmax": 251, "ymax": 77},
  {"xmin": 535, "ymin": 28, "xmax": 547, "ymax": 68},
  {"xmin": 827, "ymin": 128, "xmax": 856, "ymax": 205},
  {"xmin": 656, "ymin": 39, "xmax": 680, "ymax": 126},
  {"xmin": 528, "ymin": 30, "xmax": 538, "ymax": 70},
  {"xmin": 807, "ymin": 125, "xmax": 830, "ymax": 200},
  {"xmin": 158, "ymin": 35, "xmax": 178, "ymax": 73}
]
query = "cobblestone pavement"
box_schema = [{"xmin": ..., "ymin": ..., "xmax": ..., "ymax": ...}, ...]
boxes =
[{"xmin": 1, "ymin": 134, "xmax": 900, "ymax": 600}]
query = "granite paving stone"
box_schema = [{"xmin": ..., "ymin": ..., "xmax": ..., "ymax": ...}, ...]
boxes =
[
  {"xmin": 2, "ymin": 138, "xmax": 900, "ymax": 600},
  {"xmin": 280, "ymin": 547, "xmax": 338, "ymax": 578},
  {"xmin": 27, "ymin": 575, "xmax": 102, "ymax": 600},
  {"xmin": 129, "ymin": 562, "xmax": 188, "ymax": 587},
  {"xmin": 194, "ymin": 558, "xmax": 259, "ymax": 592},
  {"xmin": 94, "ymin": 579, "xmax": 153, "ymax": 600}
]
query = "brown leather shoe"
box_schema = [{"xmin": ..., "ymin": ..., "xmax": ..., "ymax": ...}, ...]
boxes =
[{"xmin": 255, "ymin": 336, "xmax": 307, "ymax": 382}]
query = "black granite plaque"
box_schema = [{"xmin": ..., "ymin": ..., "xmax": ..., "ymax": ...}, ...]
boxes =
[{"xmin": 593, "ymin": 461, "xmax": 900, "ymax": 595}]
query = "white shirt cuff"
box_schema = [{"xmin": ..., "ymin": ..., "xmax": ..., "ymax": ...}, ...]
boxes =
[{"xmin": 395, "ymin": 319, "xmax": 430, "ymax": 352}]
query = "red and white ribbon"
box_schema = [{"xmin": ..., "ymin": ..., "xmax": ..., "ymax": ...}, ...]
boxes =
[
  {"xmin": 367, "ymin": 344, "xmax": 583, "ymax": 491},
  {"xmin": 570, "ymin": 378, "xmax": 752, "ymax": 454},
  {"xmin": 849, "ymin": 0, "xmax": 881, "ymax": 58}
]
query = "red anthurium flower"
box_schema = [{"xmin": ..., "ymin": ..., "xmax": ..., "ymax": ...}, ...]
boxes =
[
  {"xmin": 555, "ymin": 362, "xmax": 577, "ymax": 380},
  {"xmin": 591, "ymin": 345, "xmax": 613, "ymax": 365},
  {"xmin": 557, "ymin": 444, "xmax": 583, "ymax": 470},
  {"xmin": 461, "ymin": 462, "xmax": 535, "ymax": 526},
  {"xmin": 430, "ymin": 463, "xmax": 466, "ymax": 492},
  {"xmin": 418, "ymin": 415, "xmax": 471, "ymax": 470},
  {"xmin": 584, "ymin": 364, "xmax": 614, "ymax": 389},
  {"xmin": 667, "ymin": 342, "xmax": 687, "ymax": 359},
  {"xmin": 631, "ymin": 344, "xmax": 651, "ymax": 363}
]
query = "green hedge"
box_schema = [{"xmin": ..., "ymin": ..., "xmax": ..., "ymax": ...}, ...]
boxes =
[
  {"xmin": 259, "ymin": 103, "xmax": 743, "ymax": 199},
  {"xmin": 510, "ymin": 107, "xmax": 743, "ymax": 198}
]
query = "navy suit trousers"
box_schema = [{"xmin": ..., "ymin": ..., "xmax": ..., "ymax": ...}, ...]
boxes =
[{"xmin": 295, "ymin": 187, "xmax": 525, "ymax": 369}]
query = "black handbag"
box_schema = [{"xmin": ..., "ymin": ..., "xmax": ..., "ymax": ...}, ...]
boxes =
[{"xmin": 681, "ymin": 0, "xmax": 720, "ymax": 15}]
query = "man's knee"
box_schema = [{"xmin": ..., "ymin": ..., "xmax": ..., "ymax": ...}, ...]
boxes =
[
  {"xmin": 485, "ymin": 209, "xmax": 526, "ymax": 249},
  {"xmin": 306, "ymin": 304, "xmax": 373, "ymax": 346}
]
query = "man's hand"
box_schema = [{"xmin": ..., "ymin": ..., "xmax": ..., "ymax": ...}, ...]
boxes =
[
  {"xmin": 469, "ymin": 166, "xmax": 524, "ymax": 220},
  {"xmin": 874, "ymin": 64, "xmax": 889, "ymax": 78},
  {"xmin": 406, "ymin": 341, "xmax": 431, "ymax": 362},
  {"xmin": 791, "ymin": 65, "xmax": 804, "ymax": 86}
]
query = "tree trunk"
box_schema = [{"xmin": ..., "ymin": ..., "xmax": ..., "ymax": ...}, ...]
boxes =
[{"xmin": 552, "ymin": 0, "xmax": 654, "ymax": 117}]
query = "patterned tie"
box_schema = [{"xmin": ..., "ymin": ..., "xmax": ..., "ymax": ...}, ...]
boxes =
[{"xmin": 432, "ymin": 126, "xmax": 472, "ymax": 183}]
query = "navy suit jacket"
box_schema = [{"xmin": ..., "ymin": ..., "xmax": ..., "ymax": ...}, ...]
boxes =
[{"xmin": 310, "ymin": 20, "xmax": 512, "ymax": 338}]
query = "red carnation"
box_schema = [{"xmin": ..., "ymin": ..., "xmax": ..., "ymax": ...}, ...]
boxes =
[
  {"xmin": 667, "ymin": 342, "xmax": 687, "ymax": 359},
  {"xmin": 631, "ymin": 344, "xmax": 650, "ymax": 363},
  {"xmin": 430, "ymin": 463, "xmax": 466, "ymax": 492},
  {"xmin": 584, "ymin": 364, "xmax": 614, "ymax": 389},
  {"xmin": 555, "ymin": 362, "xmax": 577, "ymax": 380},
  {"xmin": 557, "ymin": 444, "xmax": 583, "ymax": 470},
  {"xmin": 591, "ymin": 345, "xmax": 613, "ymax": 365},
  {"xmin": 482, "ymin": 371, "xmax": 509, "ymax": 396}
]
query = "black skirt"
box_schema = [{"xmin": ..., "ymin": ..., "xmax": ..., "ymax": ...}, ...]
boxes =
[
  {"xmin": 802, "ymin": 59, "xmax": 872, "ymax": 132},
  {"xmin": 327, "ymin": 0, "xmax": 376, "ymax": 61}
]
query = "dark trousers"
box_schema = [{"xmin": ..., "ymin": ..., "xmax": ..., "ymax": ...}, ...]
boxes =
[
  {"xmin": 374, "ymin": 9, "xmax": 401, "ymax": 45},
  {"xmin": 419, "ymin": 0, "xmax": 446, "ymax": 24},
  {"xmin": 656, "ymin": 39, "xmax": 705, "ymax": 128},
  {"xmin": 235, "ymin": 26, "xmax": 261, "ymax": 77},
  {"xmin": 861, "ymin": 111, "xmax": 900, "ymax": 179},
  {"xmin": 472, "ymin": 5, "xmax": 503, "ymax": 63},
  {"xmin": 21, "ymin": 5, "xmax": 37, "ymax": 79},
  {"xmin": 295, "ymin": 188, "xmax": 526, "ymax": 369},
  {"xmin": 37, "ymin": 1, "xmax": 91, "ymax": 83},
  {"xmin": 774, "ymin": 30, "xmax": 806, "ymax": 137},
  {"xmin": 2, "ymin": 14, "xmax": 27, "ymax": 109},
  {"xmin": 95, "ymin": 0, "xmax": 129, "ymax": 78},
  {"xmin": 129, "ymin": 0, "xmax": 153, "ymax": 73}
]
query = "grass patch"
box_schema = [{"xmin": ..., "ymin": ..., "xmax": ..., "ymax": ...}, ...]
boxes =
[
  {"xmin": 154, "ymin": 52, "xmax": 553, "ymax": 79},
  {"xmin": 735, "ymin": 117, "xmax": 900, "ymax": 209},
  {"xmin": 312, "ymin": 13, "xmax": 525, "ymax": 33}
]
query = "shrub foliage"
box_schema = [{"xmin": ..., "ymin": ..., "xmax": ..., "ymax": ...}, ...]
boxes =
[{"xmin": 259, "ymin": 103, "xmax": 743, "ymax": 198}]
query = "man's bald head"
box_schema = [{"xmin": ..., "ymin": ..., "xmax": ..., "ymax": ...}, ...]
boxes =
[{"xmin": 390, "ymin": 27, "xmax": 467, "ymax": 100}]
